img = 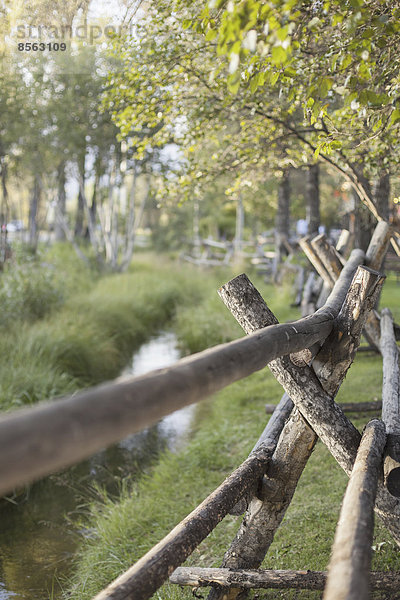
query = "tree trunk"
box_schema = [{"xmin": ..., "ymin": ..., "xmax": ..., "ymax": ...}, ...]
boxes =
[
  {"xmin": 352, "ymin": 190, "xmax": 375, "ymax": 251},
  {"xmin": 373, "ymin": 173, "xmax": 390, "ymax": 221},
  {"xmin": 55, "ymin": 162, "xmax": 66, "ymax": 241},
  {"xmin": 75, "ymin": 154, "xmax": 85, "ymax": 238},
  {"xmin": 234, "ymin": 194, "xmax": 244, "ymax": 258},
  {"xmin": 306, "ymin": 164, "xmax": 320, "ymax": 237},
  {"xmin": 0, "ymin": 157, "xmax": 9, "ymax": 224},
  {"xmin": 91, "ymin": 169, "xmax": 100, "ymax": 226},
  {"xmin": 28, "ymin": 175, "xmax": 41, "ymax": 251},
  {"xmin": 273, "ymin": 170, "xmax": 290, "ymax": 279}
]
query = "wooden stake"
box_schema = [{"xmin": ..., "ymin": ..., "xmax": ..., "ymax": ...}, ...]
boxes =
[
  {"xmin": 336, "ymin": 229, "xmax": 353, "ymax": 259},
  {"xmin": 311, "ymin": 233, "xmax": 343, "ymax": 282},
  {"xmin": 170, "ymin": 566, "xmax": 400, "ymax": 592},
  {"xmin": 365, "ymin": 221, "xmax": 392, "ymax": 272},
  {"xmin": 380, "ymin": 308, "xmax": 400, "ymax": 497},
  {"xmin": 230, "ymin": 392, "xmax": 293, "ymax": 515},
  {"xmin": 363, "ymin": 222, "xmax": 393, "ymax": 349},
  {"xmin": 324, "ymin": 420, "xmax": 386, "ymax": 600},
  {"xmin": 299, "ymin": 235, "xmax": 334, "ymax": 286},
  {"xmin": 312, "ymin": 266, "xmax": 385, "ymax": 397},
  {"xmin": 301, "ymin": 271, "xmax": 317, "ymax": 316}
]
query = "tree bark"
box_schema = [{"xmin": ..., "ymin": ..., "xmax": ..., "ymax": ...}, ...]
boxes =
[
  {"xmin": 324, "ymin": 420, "xmax": 386, "ymax": 600},
  {"xmin": 306, "ymin": 163, "xmax": 320, "ymax": 237}
]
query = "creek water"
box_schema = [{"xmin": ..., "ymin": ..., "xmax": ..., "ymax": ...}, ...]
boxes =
[{"xmin": 0, "ymin": 332, "xmax": 193, "ymax": 600}]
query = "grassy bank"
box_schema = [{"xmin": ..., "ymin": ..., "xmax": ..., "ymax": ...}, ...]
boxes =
[
  {"xmin": 0, "ymin": 247, "xmax": 240, "ymax": 410},
  {"xmin": 66, "ymin": 275, "xmax": 400, "ymax": 599}
]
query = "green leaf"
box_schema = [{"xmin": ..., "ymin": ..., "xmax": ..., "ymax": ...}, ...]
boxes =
[
  {"xmin": 320, "ymin": 77, "xmax": 333, "ymax": 98},
  {"xmin": 271, "ymin": 45, "xmax": 287, "ymax": 65},
  {"xmin": 205, "ymin": 28, "xmax": 218, "ymax": 41},
  {"xmin": 341, "ymin": 54, "xmax": 352, "ymax": 70},
  {"xmin": 284, "ymin": 66, "xmax": 297, "ymax": 77},
  {"xmin": 270, "ymin": 71, "xmax": 279, "ymax": 85},
  {"xmin": 390, "ymin": 108, "xmax": 400, "ymax": 125},
  {"xmin": 314, "ymin": 144, "xmax": 322, "ymax": 158},
  {"xmin": 227, "ymin": 72, "xmax": 241, "ymax": 94}
]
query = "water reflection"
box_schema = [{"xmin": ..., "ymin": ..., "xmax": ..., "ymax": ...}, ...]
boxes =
[{"xmin": 0, "ymin": 332, "xmax": 192, "ymax": 599}]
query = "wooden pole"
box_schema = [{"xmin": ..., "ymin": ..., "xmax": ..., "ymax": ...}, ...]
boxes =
[
  {"xmin": 336, "ymin": 229, "xmax": 353, "ymax": 259},
  {"xmin": 265, "ymin": 400, "xmax": 382, "ymax": 414},
  {"xmin": 365, "ymin": 221, "xmax": 392, "ymax": 271},
  {"xmin": 324, "ymin": 420, "xmax": 386, "ymax": 600},
  {"xmin": 170, "ymin": 566, "xmax": 400, "ymax": 592},
  {"xmin": 301, "ymin": 271, "xmax": 316, "ymax": 316},
  {"xmin": 230, "ymin": 391, "xmax": 293, "ymax": 515},
  {"xmin": 312, "ymin": 266, "xmax": 385, "ymax": 397},
  {"xmin": 299, "ymin": 235, "xmax": 334, "ymax": 286},
  {"xmin": 207, "ymin": 409, "xmax": 317, "ymax": 600},
  {"xmin": 363, "ymin": 222, "xmax": 392, "ymax": 349},
  {"xmin": 311, "ymin": 233, "xmax": 344, "ymax": 281},
  {"xmin": 93, "ymin": 444, "xmax": 275, "ymax": 600},
  {"xmin": 380, "ymin": 308, "xmax": 400, "ymax": 497},
  {"xmin": 0, "ymin": 298, "xmax": 338, "ymax": 497}
]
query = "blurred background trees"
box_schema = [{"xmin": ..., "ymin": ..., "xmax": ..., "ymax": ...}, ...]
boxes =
[{"xmin": 0, "ymin": 0, "xmax": 399, "ymax": 271}]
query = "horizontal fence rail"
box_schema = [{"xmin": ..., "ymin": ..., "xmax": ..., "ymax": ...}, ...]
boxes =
[{"xmin": 0, "ymin": 250, "xmax": 365, "ymax": 497}]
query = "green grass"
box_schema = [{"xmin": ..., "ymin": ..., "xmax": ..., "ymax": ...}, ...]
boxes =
[
  {"xmin": 65, "ymin": 274, "xmax": 400, "ymax": 600},
  {"xmin": 0, "ymin": 251, "xmax": 240, "ymax": 410}
]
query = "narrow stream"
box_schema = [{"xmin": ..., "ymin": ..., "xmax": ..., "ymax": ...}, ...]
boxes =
[{"xmin": 0, "ymin": 332, "xmax": 193, "ymax": 600}]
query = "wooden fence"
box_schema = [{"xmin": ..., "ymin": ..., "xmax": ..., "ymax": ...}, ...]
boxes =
[{"xmin": 0, "ymin": 221, "xmax": 399, "ymax": 600}]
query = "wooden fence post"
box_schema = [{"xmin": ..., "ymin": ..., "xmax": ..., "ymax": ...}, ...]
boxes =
[
  {"xmin": 323, "ymin": 420, "xmax": 386, "ymax": 600},
  {"xmin": 299, "ymin": 235, "xmax": 334, "ymax": 286},
  {"xmin": 336, "ymin": 229, "xmax": 353, "ymax": 259},
  {"xmin": 380, "ymin": 308, "xmax": 400, "ymax": 497},
  {"xmin": 207, "ymin": 274, "xmax": 318, "ymax": 600},
  {"xmin": 312, "ymin": 266, "xmax": 385, "ymax": 397},
  {"xmin": 311, "ymin": 233, "xmax": 344, "ymax": 281}
]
